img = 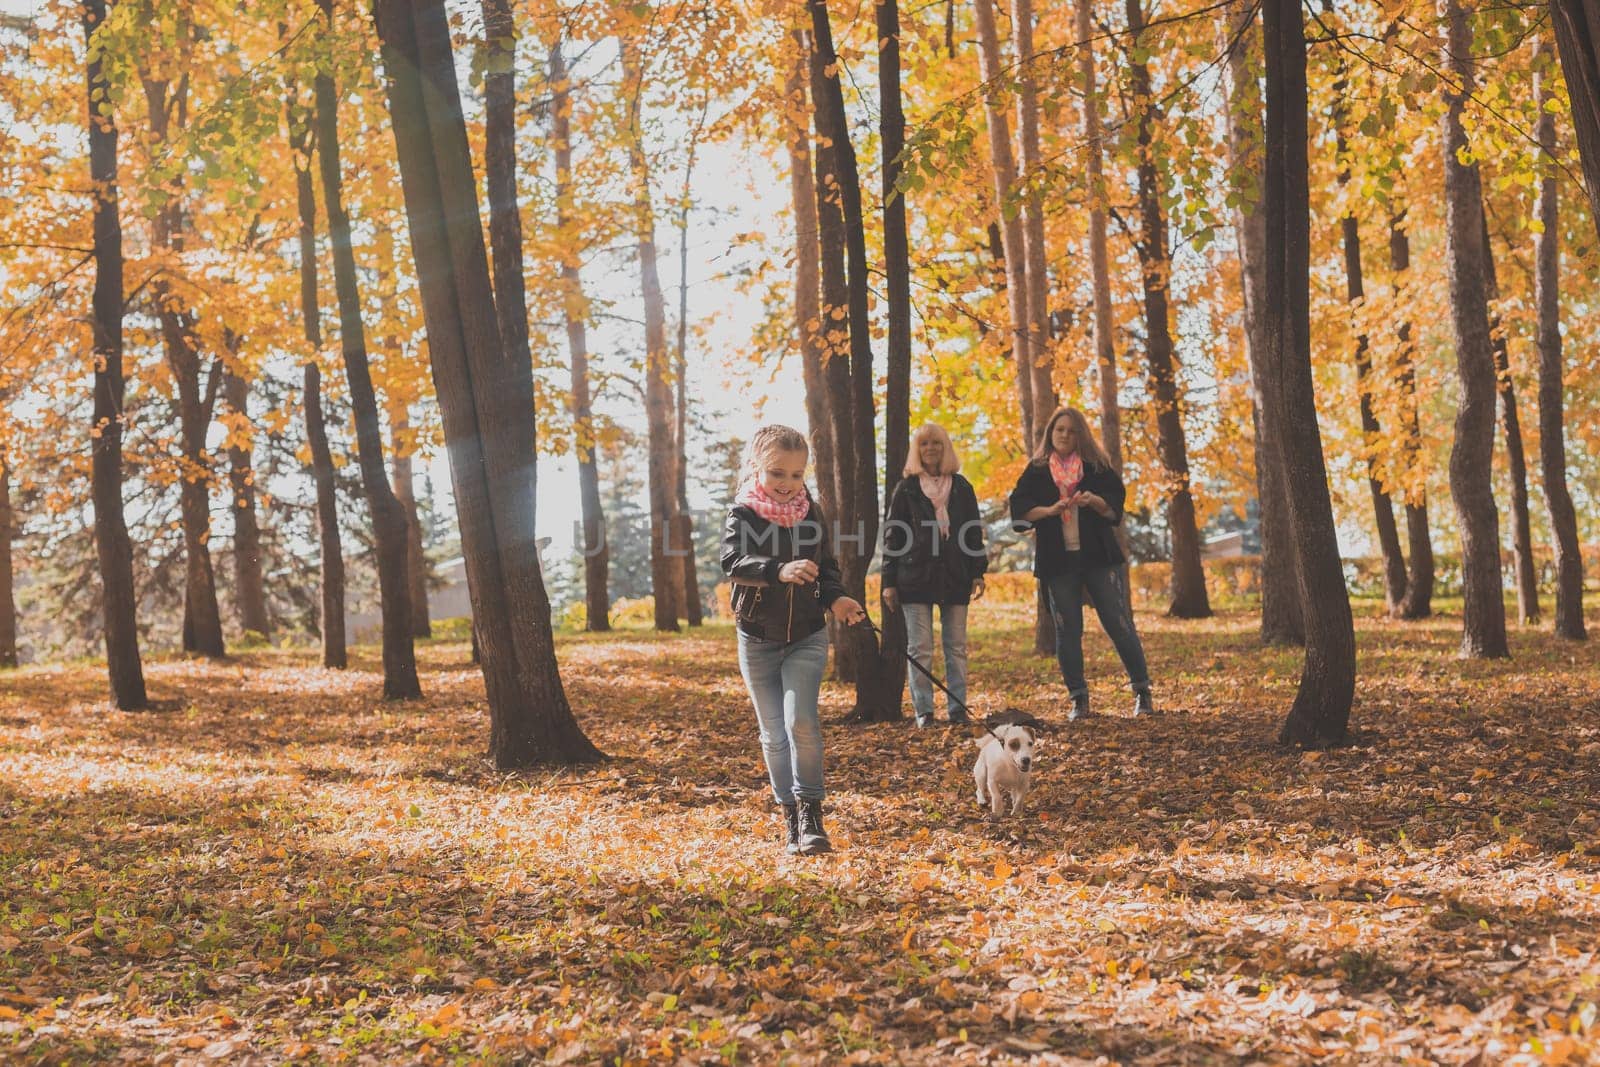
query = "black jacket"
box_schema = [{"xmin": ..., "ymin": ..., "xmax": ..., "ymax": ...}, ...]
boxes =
[
  {"xmin": 881, "ymin": 475, "xmax": 988, "ymax": 605},
  {"xmin": 720, "ymin": 496, "xmax": 848, "ymax": 644},
  {"xmin": 1008, "ymin": 460, "xmax": 1127, "ymax": 577}
]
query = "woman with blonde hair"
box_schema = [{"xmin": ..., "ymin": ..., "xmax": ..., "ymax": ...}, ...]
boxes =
[
  {"xmin": 1008, "ymin": 407, "xmax": 1153, "ymax": 720},
  {"xmin": 882, "ymin": 423, "xmax": 988, "ymax": 727}
]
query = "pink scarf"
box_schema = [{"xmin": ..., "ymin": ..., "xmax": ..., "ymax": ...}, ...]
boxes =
[
  {"xmin": 1047, "ymin": 451, "xmax": 1084, "ymax": 540},
  {"xmin": 735, "ymin": 479, "xmax": 812, "ymax": 528},
  {"xmin": 918, "ymin": 474, "xmax": 952, "ymax": 537}
]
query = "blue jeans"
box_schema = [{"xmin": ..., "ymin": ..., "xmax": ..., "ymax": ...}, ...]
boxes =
[
  {"xmin": 1044, "ymin": 565, "xmax": 1149, "ymax": 700},
  {"xmin": 736, "ymin": 628, "xmax": 829, "ymax": 803},
  {"xmin": 903, "ymin": 603, "xmax": 969, "ymax": 721}
]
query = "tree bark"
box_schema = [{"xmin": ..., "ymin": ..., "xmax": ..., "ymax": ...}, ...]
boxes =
[
  {"xmin": 0, "ymin": 459, "xmax": 17, "ymax": 669},
  {"xmin": 371, "ymin": 0, "xmax": 601, "ymax": 765},
  {"xmin": 619, "ymin": 40, "xmax": 682, "ymax": 633},
  {"xmin": 1081, "ymin": 0, "xmax": 1120, "ymax": 471},
  {"xmin": 1331, "ymin": 65, "xmax": 1406, "ymax": 613},
  {"xmin": 1262, "ymin": 0, "xmax": 1355, "ymax": 747},
  {"xmin": 1534, "ymin": 42, "xmax": 1587, "ymax": 640},
  {"xmin": 224, "ymin": 367, "xmax": 270, "ymax": 637},
  {"xmin": 1127, "ymin": 0, "xmax": 1210, "ymax": 619},
  {"xmin": 84, "ymin": 0, "xmax": 148, "ymax": 707},
  {"xmin": 1389, "ymin": 217, "xmax": 1435, "ymax": 621},
  {"xmin": 1012, "ymin": 0, "xmax": 1055, "ymax": 431},
  {"xmin": 549, "ymin": 42, "xmax": 610, "ymax": 633},
  {"xmin": 811, "ymin": 0, "xmax": 896, "ymax": 719},
  {"xmin": 1223, "ymin": 0, "xmax": 1303, "ymax": 646},
  {"xmin": 1441, "ymin": 0, "xmax": 1510, "ymax": 659},
  {"xmin": 315, "ymin": 0, "xmax": 420, "ymax": 698},
  {"xmin": 1551, "ymin": 0, "xmax": 1600, "ymax": 236},
  {"xmin": 390, "ymin": 414, "xmax": 432, "ymax": 638},
  {"xmin": 673, "ymin": 105, "xmax": 704, "ymax": 627},
  {"xmin": 1479, "ymin": 212, "xmax": 1539, "ymax": 624},
  {"xmin": 973, "ymin": 0, "xmax": 1035, "ymax": 448},
  {"xmin": 285, "ymin": 84, "xmax": 347, "ymax": 668}
]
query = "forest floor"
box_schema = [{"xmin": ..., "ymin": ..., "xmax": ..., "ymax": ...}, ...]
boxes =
[{"xmin": 2, "ymin": 600, "xmax": 1598, "ymax": 1065}]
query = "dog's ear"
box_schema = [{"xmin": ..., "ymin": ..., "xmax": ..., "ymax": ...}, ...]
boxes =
[{"xmin": 1021, "ymin": 726, "xmax": 1035, "ymax": 742}]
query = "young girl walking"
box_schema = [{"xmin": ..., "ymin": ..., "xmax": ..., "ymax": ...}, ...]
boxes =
[{"xmin": 721, "ymin": 425, "xmax": 866, "ymax": 855}]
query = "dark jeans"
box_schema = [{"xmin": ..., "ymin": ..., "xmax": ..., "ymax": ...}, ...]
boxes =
[{"xmin": 1043, "ymin": 562, "xmax": 1150, "ymax": 700}]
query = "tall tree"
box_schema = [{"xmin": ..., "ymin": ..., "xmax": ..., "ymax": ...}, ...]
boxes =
[
  {"xmin": 390, "ymin": 414, "xmax": 432, "ymax": 638},
  {"xmin": 1550, "ymin": 0, "xmax": 1600, "ymax": 235},
  {"xmin": 224, "ymin": 367, "xmax": 270, "ymax": 637},
  {"xmin": 85, "ymin": 0, "xmax": 147, "ymax": 708},
  {"xmin": 1126, "ymin": 0, "xmax": 1210, "ymax": 619},
  {"xmin": 1479, "ymin": 213, "xmax": 1539, "ymax": 624},
  {"xmin": 619, "ymin": 39, "xmax": 681, "ymax": 633},
  {"xmin": 673, "ymin": 104, "xmax": 706, "ymax": 627},
  {"xmin": 550, "ymin": 41, "xmax": 610, "ymax": 633},
  {"xmin": 0, "ymin": 457, "xmax": 16, "ymax": 669},
  {"xmin": 315, "ymin": 0, "xmax": 420, "ymax": 698},
  {"xmin": 1080, "ymin": 0, "xmax": 1118, "ymax": 469},
  {"xmin": 1389, "ymin": 216, "xmax": 1435, "ymax": 620},
  {"xmin": 1262, "ymin": 0, "xmax": 1355, "ymax": 746},
  {"xmin": 371, "ymin": 0, "xmax": 601, "ymax": 765},
  {"xmin": 1441, "ymin": 0, "xmax": 1509, "ymax": 659},
  {"xmin": 286, "ymin": 94, "xmax": 347, "ymax": 669},
  {"xmin": 1331, "ymin": 59, "xmax": 1406, "ymax": 613},
  {"xmin": 972, "ymin": 0, "xmax": 1035, "ymax": 447},
  {"xmin": 1534, "ymin": 41, "xmax": 1586, "ymax": 640},
  {"xmin": 1011, "ymin": 0, "xmax": 1055, "ymax": 432},
  {"xmin": 1223, "ymin": 0, "xmax": 1302, "ymax": 646}
]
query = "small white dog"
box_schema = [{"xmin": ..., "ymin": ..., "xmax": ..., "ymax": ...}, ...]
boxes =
[{"xmin": 972, "ymin": 724, "xmax": 1036, "ymax": 817}]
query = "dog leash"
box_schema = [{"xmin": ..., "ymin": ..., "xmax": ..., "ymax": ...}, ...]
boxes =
[{"xmin": 858, "ymin": 616, "xmax": 1009, "ymax": 747}]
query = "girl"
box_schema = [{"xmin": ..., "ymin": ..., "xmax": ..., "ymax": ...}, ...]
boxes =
[
  {"xmin": 1008, "ymin": 407, "xmax": 1154, "ymax": 720},
  {"xmin": 882, "ymin": 423, "xmax": 988, "ymax": 727},
  {"xmin": 721, "ymin": 425, "xmax": 866, "ymax": 855}
]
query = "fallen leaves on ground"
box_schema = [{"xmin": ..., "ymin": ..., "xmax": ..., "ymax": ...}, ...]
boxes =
[{"xmin": 1, "ymin": 601, "xmax": 1597, "ymax": 1064}]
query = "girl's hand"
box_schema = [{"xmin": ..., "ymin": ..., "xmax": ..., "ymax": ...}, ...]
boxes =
[
  {"xmin": 971, "ymin": 577, "xmax": 987, "ymax": 601},
  {"xmin": 779, "ymin": 559, "xmax": 819, "ymax": 584},
  {"xmin": 831, "ymin": 597, "xmax": 867, "ymax": 625},
  {"xmin": 882, "ymin": 588, "xmax": 899, "ymax": 613}
]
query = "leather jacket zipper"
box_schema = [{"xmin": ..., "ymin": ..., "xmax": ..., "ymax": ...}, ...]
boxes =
[{"xmin": 786, "ymin": 584, "xmax": 795, "ymax": 642}]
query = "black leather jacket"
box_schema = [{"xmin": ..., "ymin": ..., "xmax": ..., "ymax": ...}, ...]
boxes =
[{"xmin": 721, "ymin": 498, "xmax": 847, "ymax": 644}]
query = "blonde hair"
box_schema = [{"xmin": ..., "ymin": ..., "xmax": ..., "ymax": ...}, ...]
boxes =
[
  {"xmin": 1030, "ymin": 407, "xmax": 1114, "ymax": 469},
  {"xmin": 741, "ymin": 424, "xmax": 810, "ymax": 484},
  {"xmin": 904, "ymin": 423, "xmax": 961, "ymax": 477}
]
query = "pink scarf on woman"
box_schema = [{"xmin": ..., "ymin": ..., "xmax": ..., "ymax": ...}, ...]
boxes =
[
  {"xmin": 1047, "ymin": 451, "xmax": 1084, "ymax": 540},
  {"xmin": 735, "ymin": 479, "xmax": 812, "ymax": 528},
  {"xmin": 918, "ymin": 474, "xmax": 953, "ymax": 536}
]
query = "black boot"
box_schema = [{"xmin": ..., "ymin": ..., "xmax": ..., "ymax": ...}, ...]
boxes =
[
  {"xmin": 1132, "ymin": 687, "xmax": 1155, "ymax": 717},
  {"xmin": 1068, "ymin": 692, "xmax": 1091, "ymax": 721},
  {"xmin": 796, "ymin": 798, "xmax": 833, "ymax": 855},
  {"xmin": 781, "ymin": 802, "xmax": 801, "ymax": 854}
]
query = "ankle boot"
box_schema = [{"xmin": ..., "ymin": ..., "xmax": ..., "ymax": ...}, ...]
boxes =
[
  {"xmin": 781, "ymin": 802, "xmax": 801, "ymax": 854},
  {"xmin": 796, "ymin": 798, "xmax": 833, "ymax": 855},
  {"xmin": 1132, "ymin": 687, "xmax": 1155, "ymax": 717},
  {"xmin": 1068, "ymin": 692, "xmax": 1091, "ymax": 721}
]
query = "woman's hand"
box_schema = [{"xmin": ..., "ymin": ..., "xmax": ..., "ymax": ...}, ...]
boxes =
[
  {"xmin": 1076, "ymin": 491, "xmax": 1112, "ymax": 518},
  {"xmin": 831, "ymin": 597, "xmax": 867, "ymax": 625},
  {"xmin": 971, "ymin": 577, "xmax": 987, "ymax": 601},
  {"xmin": 778, "ymin": 559, "xmax": 819, "ymax": 584},
  {"xmin": 882, "ymin": 588, "xmax": 899, "ymax": 613}
]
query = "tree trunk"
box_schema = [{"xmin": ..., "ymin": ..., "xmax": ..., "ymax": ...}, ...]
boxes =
[
  {"xmin": 391, "ymin": 415, "xmax": 432, "ymax": 638},
  {"xmin": 1551, "ymin": 0, "xmax": 1600, "ymax": 236},
  {"xmin": 1479, "ymin": 213, "xmax": 1539, "ymax": 624},
  {"xmin": 786, "ymin": 30, "xmax": 838, "ymax": 526},
  {"xmin": 973, "ymin": 0, "xmax": 1035, "ymax": 448},
  {"xmin": 285, "ymin": 86, "xmax": 347, "ymax": 669},
  {"xmin": 1128, "ymin": 0, "xmax": 1210, "ymax": 620},
  {"xmin": 84, "ymin": 0, "xmax": 147, "ymax": 707},
  {"xmin": 1441, "ymin": 0, "xmax": 1510, "ymax": 659},
  {"xmin": 1012, "ymin": 0, "xmax": 1055, "ymax": 431},
  {"xmin": 1389, "ymin": 218, "xmax": 1435, "ymax": 621},
  {"xmin": 315, "ymin": 0, "xmax": 420, "ymax": 698},
  {"xmin": 1224, "ymin": 1, "xmax": 1303, "ymax": 647},
  {"xmin": 1081, "ymin": 0, "xmax": 1122, "ymax": 467},
  {"xmin": 811, "ymin": 0, "xmax": 896, "ymax": 719},
  {"xmin": 550, "ymin": 43, "xmax": 610, "ymax": 634},
  {"xmin": 1534, "ymin": 42, "xmax": 1587, "ymax": 640},
  {"xmin": 1262, "ymin": 0, "xmax": 1355, "ymax": 747},
  {"xmin": 0, "ymin": 459, "xmax": 17, "ymax": 669},
  {"xmin": 371, "ymin": 0, "xmax": 601, "ymax": 765},
  {"xmin": 1331, "ymin": 68, "xmax": 1407, "ymax": 613},
  {"xmin": 673, "ymin": 106, "xmax": 705, "ymax": 627},
  {"xmin": 619, "ymin": 40, "xmax": 682, "ymax": 634},
  {"xmin": 224, "ymin": 368, "xmax": 270, "ymax": 637}
]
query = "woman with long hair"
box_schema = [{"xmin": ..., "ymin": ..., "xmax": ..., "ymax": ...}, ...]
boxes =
[{"xmin": 1008, "ymin": 407, "xmax": 1153, "ymax": 719}]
